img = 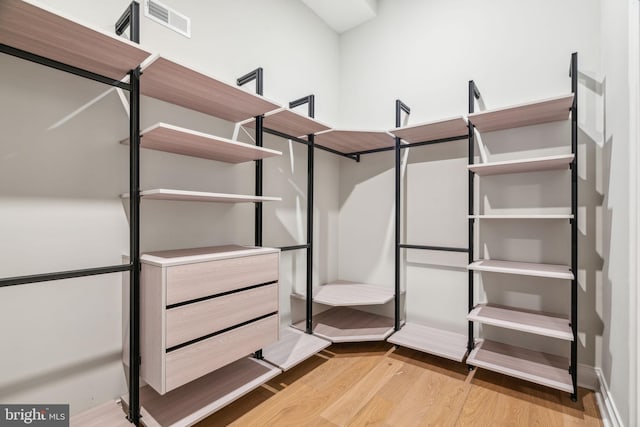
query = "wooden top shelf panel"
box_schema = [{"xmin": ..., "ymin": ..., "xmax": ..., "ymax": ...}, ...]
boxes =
[
  {"xmin": 313, "ymin": 129, "xmax": 395, "ymax": 154},
  {"xmin": 247, "ymin": 108, "xmax": 331, "ymax": 138},
  {"xmin": 0, "ymin": 0, "xmax": 151, "ymax": 80},
  {"xmin": 262, "ymin": 327, "xmax": 331, "ymax": 371},
  {"xmin": 141, "ymin": 245, "xmax": 279, "ymax": 267},
  {"xmin": 468, "ymin": 94, "xmax": 574, "ymax": 132},
  {"xmin": 467, "ymin": 340, "xmax": 573, "ymax": 393},
  {"xmin": 140, "ymin": 56, "xmax": 280, "ymax": 122},
  {"xmin": 292, "ymin": 306, "xmax": 394, "ymax": 343},
  {"xmin": 468, "ymin": 304, "xmax": 573, "ymax": 341},
  {"xmin": 390, "ymin": 116, "xmax": 468, "ymax": 143},
  {"xmin": 469, "ymin": 154, "xmax": 574, "ymax": 176},
  {"xmin": 468, "ymin": 259, "xmax": 574, "ymax": 280},
  {"xmin": 388, "ymin": 322, "xmax": 468, "ymax": 362},
  {"xmin": 312, "ymin": 280, "xmax": 394, "ymax": 306},
  {"xmin": 127, "ymin": 189, "xmax": 281, "ymax": 203},
  {"xmin": 131, "ymin": 123, "xmax": 281, "ymax": 163}
]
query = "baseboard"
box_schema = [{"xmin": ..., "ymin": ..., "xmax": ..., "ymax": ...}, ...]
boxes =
[{"xmin": 594, "ymin": 367, "xmax": 624, "ymax": 427}]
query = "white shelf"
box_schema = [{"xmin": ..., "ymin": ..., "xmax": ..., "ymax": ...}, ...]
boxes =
[
  {"xmin": 140, "ymin": 55, "xmax": 280, "ymax": 122},
  {"xmin": 246, "ymin": 108, "xmax": 331, "ymax": 138},
  {"xmin": 122, "ymin": 189, "xmax": 281, "ymax": 203},
  {"xmin": 390, "ymin": 116, "xmax": 468, "ymax": 143},
  {"xmin": 468, "ymin": 94, "xmax": 574, "ymax": 132},
  {"xmin": 70, "ymin": 400, "xmax": 129, "ymax": 427},
  {"xmin": 468, "ymin": 304, "xmax": 573, "ymax": 341},
  {"xmin": 312, "ymin": 129, "xmax": 395, "ymax": 154},
  {"xmin": 311, "ymin": 280, "xmax": 394, "ymax": 306},
  {"xmin": 468, "ymin": 154, "xmax": 574, "ymax": 176},
  {"xmin": 468, "ymin": 259, "xmax": 574, "ymax": 280},
  {"xmin": 467, "ymin": 340, "xmax": 573, "ymax": 393},
  {"xmin": 387, "ymin": 322, "xmax": 468, "ymax": 362},
  {"xmin": 262, "ymin": 327, "xmax": 331, "ymax": 371},
  {"xmin": 292, "ymin": 306, "xmax": 395, "ymax": 343},
  {"xmin": 140, "ymin": 245, "xmax": 279, "ymax": 267},
  {"xmin": 122, "ymin": 357, "xmax": 281, "ymax": 427},
  {"xmin": 470, "ymin": 214, "xmax": 573, "ymax": 219},
  {"xmin": 126, "ymin": 123, "xmax": 281, "ymax": 163},
  {"xmin": 0, "ymin": 0, "xmax": 151, "ymax": 80}
]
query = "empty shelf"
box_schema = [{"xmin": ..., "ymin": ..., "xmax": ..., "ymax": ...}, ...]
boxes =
[
  {"xmin": 390, "ymin": 116, "xmax": 468, "ymax": 143},
  {"xmin": 126, "ymin": 123, "xmax": 281, "ymax": 163},
  {"xmin": 70, "ymin": 400, "xmax": 129, "ymax": 427},
  {"xmin": 140, "ymin": 56, "xmax": 280, "ymax": 122},
  {"xmin": 388, "ymin": 322, "xmax": 468, "ymax": 362},
  {"xmin": 292, "ymin": 306, "xmax": 395, "ymax": 343},
  {"xmin": 312, "ymin": 129, "xmax": 395, "ymax": 154},
  {"xmin": 312, "ymin": 280, "xmax": 394, "ymax": 306},
  {"xmin": 246, "ymin": 108, "xmax": 331, "ymax": 138},
  {"xmin": 467, "ymin": 340, "xmax": 573, "ymax": 393},
  {"xmin": 0, "ymin": 0, "xmax": 151, "ymax": 80},
  {"xmin": 141, "ymin": 245, "xmax": 279, "ymax": 267},
  {"xmin": 468, "ymin": 94, "xmax": 574, "ymax": 132},
  {"xmin": 468, "ymin": 154, "xmax": 574, "ymax": 176},
  {"xmin": 262, "ymin": 327, "xmax": 331, "ymax": 371},
  {"xmin": 470, "ymin": 214, "xmax": 573, "ymax": 219},
  {"xmin": 468, "ymin": 304, "xmax": 573, "ymax": 341},
  {"xmin": 122, "ymin": 189, "xmax": 281, "ymax": 203},
  {"xmin": 122, "ymin": 357, "xmax": 281, "ymax": 427},
  {"xmin": 468, "ymin": 260, "xmax": 573, "ymax": 280}
]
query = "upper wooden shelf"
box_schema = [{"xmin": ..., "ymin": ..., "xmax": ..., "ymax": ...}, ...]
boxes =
[
  {"xmin": 468, "ymin": 259, "xmax": 574, "ymax": 280},
  {"xmin": 0, "ymin": 0, "xmax": 151, "ymax": 80},
  {"xmin": 468, "ymin": 94, "xmax": 574, "ymax": 132},
  {"xmin": 312, "ymin": 129, "xmax": 396, "ymax": 154},
  {"xmin": 140, "ymin": 55, "xmax": 280, "ymax": 122},
  {"xmin": 122, "ymin": 189, "xmax": 281, "ymax": 204},
  {"xmin": 127, "ymin": 123, "xmax": 282, "ymax": 163},
  {"xmin": 312, "ymin": 280, "xmax": 394, "ymax": 306},
  {"xmin": 390, "ymin": 116, "xmax": 468, "ymax": 144},
  {"xmin": 387, "ymin": 322, "xmax": 468, "ymax": 362},
  {"xmin": 469, "ymin": 154, "xmax": 574, "ymax": 176},
  {"xmin": 244, "ymin": 108, "xmax": 331, "ymax": 138}
]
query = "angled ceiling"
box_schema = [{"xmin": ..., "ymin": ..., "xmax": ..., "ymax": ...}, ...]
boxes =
[{"xmin": 301, "ymin": 0, "xmax": 378, "ymax": 34}]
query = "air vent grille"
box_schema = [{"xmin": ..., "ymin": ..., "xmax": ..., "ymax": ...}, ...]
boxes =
[{"xmin": 145, "ymin": 0, "xmax": 191, "ymax": 38}]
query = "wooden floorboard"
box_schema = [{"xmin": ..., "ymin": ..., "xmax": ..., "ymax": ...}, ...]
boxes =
[{"xmin": 196, "ymin": 342, "xmax": 602, "ymax": 427}]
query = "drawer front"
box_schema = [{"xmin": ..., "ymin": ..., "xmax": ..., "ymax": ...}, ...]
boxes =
[
  {"xmin": 166, "ymin": 253, "xmax": 278, "ymax": 305},
  {"xmin": 165, "ymin": 314, "xmax": 279, "ymax": 392},
  {"xmin": 165, "ymin": 283, "xmax": 278, "ymax": 348}
]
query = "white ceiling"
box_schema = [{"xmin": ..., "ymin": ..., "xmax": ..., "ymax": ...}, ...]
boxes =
[{"xmin": 301, "ymin": 0, "xmax": 378, "ymax": 34}]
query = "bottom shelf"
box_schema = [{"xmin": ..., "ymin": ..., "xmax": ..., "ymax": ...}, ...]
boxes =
[
  {"xmin": 388, "ymin": 322, "xmax": 468, "ymax": 362},
  {"xmin": 70, "ymin": 400, "xmax": 130, "ymax": 427},
  {"xmin": 291, "ymin": 306, "xmax": 395, "ymax": 343},
  {"xmin": 262, "ymin": 326, "xmax": 332, "ymax": 371},
  {"xmin": 467, "ymin": 340, "xmax": 573, "ymax": 393},
  {"xmin": 122, "ymin": 357, "xmax": 281, "ymax": 427}
]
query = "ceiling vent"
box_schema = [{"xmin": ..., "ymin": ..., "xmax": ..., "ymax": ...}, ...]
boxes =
[{"xmin": 144, "ymin": 0, "xmax": 191, "ymax": 38}]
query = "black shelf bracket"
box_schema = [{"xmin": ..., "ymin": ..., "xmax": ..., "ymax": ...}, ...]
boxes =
[
  {"xmin": 115, "ymin": 1, "xmax": 140, "ymax": 44},
  {"xmin": 289, "ymin": 94, "xmax": 315, "ymax": 118},
  {"xmin": 237, "ymin": 68, "xmax": 264, "ymax": 96}
]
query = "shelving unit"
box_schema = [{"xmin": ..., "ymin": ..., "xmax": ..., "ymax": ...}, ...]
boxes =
[
  {"xmin": 468, "ymin": 259, "xmax": 574, "ymax": 280},
  {"xmin": 292, "ymin": 306, "xmax": 395, "ymax": 342},
  {"xmin": 390, "ymin": 116, "xmax": 468, "ymax": 143},
  {"xmin": 468, "ymin": 154, "xmax": 574, "ymax": 176},
  {"xmin": 388, "ymin": 322, "xmax": 468, "ymax": 362},
  {"xmin": 261, "ymin": 327, "xmax": 331, "ymax": 371},
  {"xmin": 123, "ymin": 189, "xmax": 281, "ymax": 203},
  {"xmin": 312, "ymin": 129, "xmax": 396, "ymax": 154},
  {"xmin": 245, "ymin": 107, "xmax": 332, "ymax": 138},
  {"xmin": 302, "ymin": 280, "xmax": 395, "ymax": 306}
]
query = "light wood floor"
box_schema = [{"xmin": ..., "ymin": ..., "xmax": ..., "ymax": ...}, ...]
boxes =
[{"xmin": 197, "ymin": 342, "xmax": 602, "ymax": 427}]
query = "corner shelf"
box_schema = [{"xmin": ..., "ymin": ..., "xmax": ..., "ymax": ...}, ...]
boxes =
[
  {"xmin": 387, "ymin": 322, "xmax": 468, "ymax": 362},
  {"xmin": 308, "ymin": 280, "xmax": 395, "ymax": 306},
  {"xmin": 468, "ymin": 154, "xmax": 574, "ymax": 176},
  {"xmin": 262, "ymin": 327, "xmax": 331, "ymax": 371},
  {"xmin": 469, "ymin": 214, "xmax": 573, "ymax": 219},
  {"xmin": 390, "ymin": 116, "xmax": 468, "ymax": 143},
  {"xmin": 247, "ymin": 107, "xmax": 331, "ymax": 138},
  {"xmin": 468, "ymin": 259, "xmax": 574, "ymax": 280},
  {"xmin": 468, "ymin": 304, "xmax": 573, "ymax": 341},
  {"xmin": 122, "ymin": 189, "xmax": 281, "ymax": 203},
  {"xmin": 467, "ymin": 340, "xmax": 573, "ymax": 393},
  {"xmin": 292, "ymin": 306, "xmax": 395, "ymax": 342},
  {"xmin": 312, "ymin": 129, "xmax": 396, "ymax": 154},
  {"xmin": 467, "ymin": 94, "xmax": 574, "ymax": 132}
]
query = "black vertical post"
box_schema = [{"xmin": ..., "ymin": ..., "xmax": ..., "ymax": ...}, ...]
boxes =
[
  {"xmin": 467, "ymin": 81, "xmax": 476, "ymax": 354},
  {"xmin": 306, "ymin": 134, "xmax": 315, "ymax": 333},
  {"xmin": 394, "ymin": 100, "xmax": 409, "ymax": 331},
  {"xmin": 570, "ymin": 52, "xmax": 579, "ymax": 401}
]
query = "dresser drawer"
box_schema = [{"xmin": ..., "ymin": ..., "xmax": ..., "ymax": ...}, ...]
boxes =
[
  {"xmin": 165, "ymin": 314, "xmax": 279, "ymax": 392},
  {"xmin": 166, "ymin": 253, "xmax": 278, "ymax": 305},
  {"xmin": 165, "ymin": 283, "xmax": 278, "ymax": 348}
]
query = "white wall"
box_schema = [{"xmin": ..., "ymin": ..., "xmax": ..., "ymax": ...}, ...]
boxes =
[{"xmin": 0, "ymin": 0, "xmax": 340, "ymax": 414}]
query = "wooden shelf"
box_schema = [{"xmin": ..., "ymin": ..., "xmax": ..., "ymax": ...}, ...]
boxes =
[
  {"xmin": 387, "ymin": 322, "xmax": 468, "ymax": 362},
  {"xmin": 467, "ymin": 340, "xmax": 573, "ymax": 393},
  {"xmin": 125, "ymin": 123, "xmax": 281, "ymax": 163},
  {"xmin": 390, "ymin": 116, "xmax": 468, "ymax": 143},
  {"xmin": 140, "ymin": 56, "xmax": 280, "ymax": 122},
  {"xmin": 470, "ymin": 214, "xmax": 573, "ymax": 219},
  {"xmin": 292, "ymin": 306, "xmax": 394, "ymax": 343},
  {"xmin": 70, "ymin": 400, "xmax": 129, "ymax": 427},
  {"xmin": 312, "ymin": 129, "xmax": 395, "ymax": 154},
  {"xmin": 468, "ymin": 304, "xmax": 573, "ymax": 341},
  {"xmin": 122, "ymin": 357, "xmax": 281, "ymax": 427},
  {"xmin": 262, "ymin": 327, "xmax": 331, "ymax": 371},
  {"xmin": 0, "ymin": 0, "xmax": 151, "ymax": 80},
  {"xmin": 122, "ymin": 189, "xmax": 281, "ymax": 203},
  {"xmin": 468, "ymin": 260, "xmax": 574, "ymax": 280},
  {"xmin": 468, "ymin": 94, "xmax": 574, "ymax": 132},
  {"xmin": 311, "ymin": 280, "xmax": 394, "ymax": 306},
  {"xmin": 141, "ymin": 245, "xmax": 279, "ymax": 267},
  {"xmin": 246, "ymin": 108, "xmax": 331, "ymax": 138},
  {"xmin": 468, "ymin": 154, "xmax": 574, "ymax": 176}
]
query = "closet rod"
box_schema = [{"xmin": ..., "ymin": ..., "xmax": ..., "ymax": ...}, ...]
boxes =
[
  {"xmin": 399, "ymin": 244, "xmax": 468, "ymax": 253},
  {"xmin": 280, "ymin": 244, "xmax": 311, "ymax": 252},
  {"xmin": 0, "ymin": 264, "xmax": 133, "ymax": 288}
]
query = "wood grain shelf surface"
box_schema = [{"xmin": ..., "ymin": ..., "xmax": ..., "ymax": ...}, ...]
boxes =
[
  {"xmin": 141, "ymin": 245, "xmax": 279, "ymax": 267},
  {"xmin": 313, "ymin": 129, "xmax": 395, "ymax": 154},
  {"xmin": 467, "ymin": 340, "xmax": 573, "ymax": 393},
  {"xmin": 0, "ymin": 0, "xmax": 151, "ymax": 80},
  {"xmin": 292, "ymin": 306, "xmax": 395, "ymax": 343},
  {"xmin": 468, "ymin": 154, "xmax": 574, "ymax": 176},
  {"xmin": 468, "ymin": 304, "xmax": 573, "ymax": 341},
  {"xmin": 469, "ymin": 214, "xmax": 573, "ymax": 219},
  {"xmin": 390, "ymin": 116, "xmax": 468, "ymax": 143},
  {"xmin": 387, "ymin": 322, "xmax": 468, "ymax": 362},
  {"xmin": 312, "ymin": 280, "xmax": 394, "ymax": 306},
  {"xmin": 468, "ymin": 259, "xmax": 574, "ymax": 280},
  {"xmin": 262, "ymin": 326, "xmax": 331, "ymax": 371},
  {"xmin": 468, "ymin": 94, "xmax": 574, "ymax": 132},
  {"xmin": 122, "ymin": 357, "xmax": 281, "ymax": 427},
  {"xmin": 70, "ymin": 400, "xmax": 129, "ymax": 427},
  {"xmin": 245, "ymin": 108, "xmax": 331, "ymax": 138},
  {"xmin": 122, "ymin": 189, "xmax": 281, "ymax": 203},
  {"xmin": 140, "ymin": 56, "xmax": 280, "ymax": 123},
  {"xmin": 126, "ymin": 123, "xmax": 281, "ymax": 163}
]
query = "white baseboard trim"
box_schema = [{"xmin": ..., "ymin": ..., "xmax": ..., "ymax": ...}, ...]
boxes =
[{"xmin": 594, "ymin": 367, "xmax": 624, "ymax": 427}]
